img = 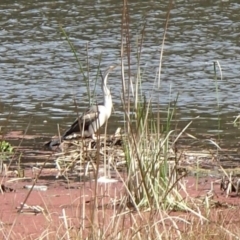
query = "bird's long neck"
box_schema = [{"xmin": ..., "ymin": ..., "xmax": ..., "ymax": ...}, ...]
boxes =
[{"xmin": 103, "ymin": 85, "xmax": 112, "ymax": 118}]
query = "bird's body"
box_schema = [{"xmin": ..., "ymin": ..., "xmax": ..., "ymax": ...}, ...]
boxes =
[
  {"xmin": 62, "ymin": 100, "xmax": 112, "ymax": 138},
  {"xmin": 45, "ymin": 66, "xmax": 115, "ymax": 148}
]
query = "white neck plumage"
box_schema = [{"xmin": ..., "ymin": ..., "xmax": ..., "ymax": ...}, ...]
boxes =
[{"xmin": 102, "ymin": 71, "xmax": 112, "ymax": 118}]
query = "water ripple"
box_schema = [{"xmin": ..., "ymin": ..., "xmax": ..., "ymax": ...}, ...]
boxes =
[{"xmin": 0, "ymin": 0, "xmax": 240, "ymax": 143}]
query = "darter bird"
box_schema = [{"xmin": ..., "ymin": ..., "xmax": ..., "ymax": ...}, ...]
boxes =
[{"xmin": 45, "ymin": 65, "xmax": 116, "ymax": 148}]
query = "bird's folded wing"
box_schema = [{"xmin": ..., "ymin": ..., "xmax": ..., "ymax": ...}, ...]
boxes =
[
  {"xmin": 81, "ymin": 110, "xmax": 100, "ymax": 122},
  {"xmin": 61, "ymin": 107, "xmax": 100, "ymax": 138}
]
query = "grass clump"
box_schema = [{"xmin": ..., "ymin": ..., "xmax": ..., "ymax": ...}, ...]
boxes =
[
  {"xmin": 120, "ymin": 0, "xmax": 187, "ymax": 212},
  {"xmin": 123, "ymin": 95, "xmax": 183, "ymax": 210}
]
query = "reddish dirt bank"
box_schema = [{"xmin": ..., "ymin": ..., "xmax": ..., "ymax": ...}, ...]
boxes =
[
  {"xmin": 1, "ymin": 168, "xmax": 240, "ymax": 239},
  {"xmin": 0, "ymin": 168, "xmax": 125, "ymax": 239},
  {"xmin": 1, "ymin": 131, "xmax": 240, "ymax": 239}
]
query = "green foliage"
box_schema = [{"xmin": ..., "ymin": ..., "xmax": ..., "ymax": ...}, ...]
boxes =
[
  {"xmin": 0, "ymin": 140, "xmax": 13, "ymax": 153},
  {"xmin": 0, "ymin": 140, "xmax": 13, "ymax": 175},
  {"xmin": 123, "ymin": 92, "xmax": 184, "ymax": 210}
]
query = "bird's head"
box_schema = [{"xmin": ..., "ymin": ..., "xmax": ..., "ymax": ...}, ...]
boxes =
[{"xmin": 101, "ymin": 65, "xmax": 117, "ymax": 96}]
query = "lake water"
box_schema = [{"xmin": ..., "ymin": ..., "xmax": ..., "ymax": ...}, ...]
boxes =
[{"xmin": 1, "ymin": 0, "xmax": 240, "ymax": 149}]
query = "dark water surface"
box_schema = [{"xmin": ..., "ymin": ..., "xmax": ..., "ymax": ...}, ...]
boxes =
[{"xmin": 1, "ymin": 0, "xmax": 240, "ymax": 148}]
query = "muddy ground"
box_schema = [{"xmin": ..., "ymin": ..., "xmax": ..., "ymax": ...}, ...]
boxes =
[{"xmin": 1, "ymin": 131, "xmax": 240, "ymax": 239}]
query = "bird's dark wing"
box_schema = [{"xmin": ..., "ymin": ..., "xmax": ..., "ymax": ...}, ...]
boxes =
[{"xmin": 61, "ymin": 106, "xmax": 100, "ymax": 139}]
